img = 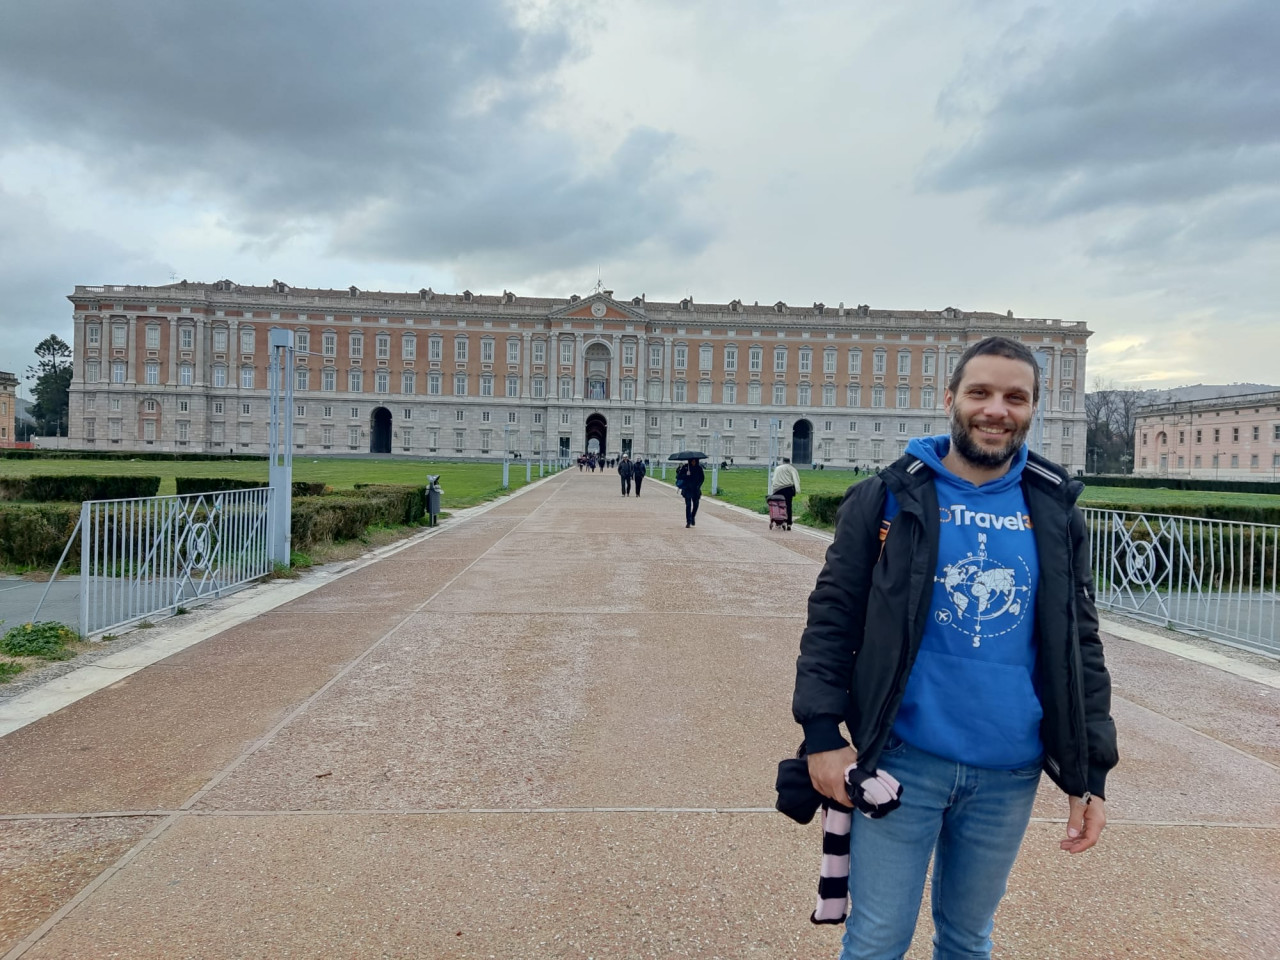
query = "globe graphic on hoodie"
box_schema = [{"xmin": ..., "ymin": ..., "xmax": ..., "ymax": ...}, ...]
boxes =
[{"xmin": 935, "ymin": 533, "xmax": 1032, "ymax": 647}]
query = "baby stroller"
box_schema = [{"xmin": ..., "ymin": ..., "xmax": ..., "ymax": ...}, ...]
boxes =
[{"xmin": 767, "ymin": 494, "xmax": 790, "ymax": 530}]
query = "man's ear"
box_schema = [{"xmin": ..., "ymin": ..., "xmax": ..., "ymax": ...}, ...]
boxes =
[{"xmin": 942, "ymin": 389, "xmax": 954, "ymax": 415}]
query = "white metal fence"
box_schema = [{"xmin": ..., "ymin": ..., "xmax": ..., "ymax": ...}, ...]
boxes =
[
  {"xmin": 1085, "ymin": 508, "xmax": 1280, "ymax": 657},
  {"xmin": 35, "ymin": 488, "xmax": 275, "ymax": 637}
]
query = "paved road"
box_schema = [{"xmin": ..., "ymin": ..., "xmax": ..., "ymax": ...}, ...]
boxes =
[
  {"xmin": 0, "ymin": 579, "xmax": 79, "ymax": 632},
  {"xmin": 1, "ymin": 471, "xmax": 1277, "ymax": 958}
]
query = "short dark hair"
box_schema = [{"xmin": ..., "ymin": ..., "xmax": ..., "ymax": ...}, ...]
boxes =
[{"xmin": 947, "ymin": 336, "xmax": 1040, "ymax": 403}]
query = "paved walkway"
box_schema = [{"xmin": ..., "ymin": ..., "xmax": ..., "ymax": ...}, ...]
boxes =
[{"xmin": 1, "ymin": 471, "xmax": 1277, "ymax": 959}]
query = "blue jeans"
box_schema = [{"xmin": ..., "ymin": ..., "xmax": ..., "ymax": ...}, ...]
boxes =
[{"xmin": 840, "ymin": 735, "xmax": 1041, "ymax": 960}]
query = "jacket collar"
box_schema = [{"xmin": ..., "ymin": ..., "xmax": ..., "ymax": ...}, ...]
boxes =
[{"xmin": 885, "ymin": 449, "xmax": 1082, "ymax": 509}]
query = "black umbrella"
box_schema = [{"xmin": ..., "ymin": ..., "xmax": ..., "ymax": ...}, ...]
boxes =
[{"xmin": 668, "ymin": 450, "xmax": 709, "ymax": 461}]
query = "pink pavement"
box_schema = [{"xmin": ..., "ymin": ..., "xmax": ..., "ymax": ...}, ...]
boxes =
[{"xmin": 1, "ymin": 471, "xmax": 1277, "ymax": 959}]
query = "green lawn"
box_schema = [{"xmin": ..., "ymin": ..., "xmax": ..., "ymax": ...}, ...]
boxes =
[
  {"xmin": 703, "ymin": 467, "xmax": 1280, "ymax": 518},
  {"xmin": 0, "ymin": 457, "xmax": 548, "ymax": 508}
]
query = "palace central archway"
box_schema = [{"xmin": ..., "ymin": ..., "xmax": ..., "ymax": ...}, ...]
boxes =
[{"xmin": 585, "ymin": 413, "xmax": 608, "ymax": 457}]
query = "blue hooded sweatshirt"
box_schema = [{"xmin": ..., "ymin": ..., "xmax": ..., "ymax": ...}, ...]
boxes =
[{"xmin": 891, "ymin": 436, "xmax": 1043, "ymax": 770}]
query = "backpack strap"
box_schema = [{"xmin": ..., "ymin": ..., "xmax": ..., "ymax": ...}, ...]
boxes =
[{"xmin": 878, "ymin": 488, "xmax": 901, "ymax": 559}]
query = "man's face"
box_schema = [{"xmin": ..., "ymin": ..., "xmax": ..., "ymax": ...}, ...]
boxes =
[{"xmin": 945, "ymin": 354, "xmax": 1037, "ymax": 469}]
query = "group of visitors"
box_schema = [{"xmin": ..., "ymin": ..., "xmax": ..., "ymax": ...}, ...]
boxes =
[{"xmin": 616, "ymin": 455, "xmax": 647, "ymax": 496}]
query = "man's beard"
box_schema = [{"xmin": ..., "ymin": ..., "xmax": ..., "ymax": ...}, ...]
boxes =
[{"xmin": 949, "ymin": 410, "xmax": 1030, "ymax": 469}]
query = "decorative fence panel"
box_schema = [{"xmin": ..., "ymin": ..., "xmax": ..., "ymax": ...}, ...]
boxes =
[
  {"xmin": 1084, "ymin": 508, "xmax": 1280, "ymax": 657},
  {"xmin": 76, "ymin": 487, "xmax": 274, "ymax": 636}
]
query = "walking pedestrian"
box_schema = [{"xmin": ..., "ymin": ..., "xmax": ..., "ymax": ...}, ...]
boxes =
[
  {"xmin": 632, "ymin": 457, "xmax": 646, "ymax": 497},
  {"xmin": 790, "ymin": 335, "xmax": 1117, "ymax": 959},
  {"xmin": 678, "ymin": 457, "xmax": 705, "ymax": 528},
  {"xmin": 618, "ymin": 455, "xmax": 633, "ymax": 496},
  {"xmin": 770, "ymin": 456, "xmax": 801, "ymax": 530}
]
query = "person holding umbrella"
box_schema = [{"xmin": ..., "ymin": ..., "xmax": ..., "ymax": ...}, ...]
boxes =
[
  {"xmin": 671, "ymin": 450, "xmax": 707, "ymax": 527},
  {"xmin": 632, "ymin": 456, "xmax": 647, "ymax": 497}
]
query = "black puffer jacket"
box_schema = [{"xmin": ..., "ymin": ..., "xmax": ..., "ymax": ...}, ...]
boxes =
[{"xmin": 792, "ymin": 451, "xmax": 1118, "ymax": 800}]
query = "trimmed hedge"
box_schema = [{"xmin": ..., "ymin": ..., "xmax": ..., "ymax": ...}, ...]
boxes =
[
  {"xmin": 0, "ymin": 483, "xmax": 426, "ymax": 569},
  {"xmin": 0, "ymin": 449, "xmax": 267, "ymax": 462},
  {"xmin": 1086, "ymin": 501, "xmax": 1280, "ymax": 525},
  {"xmin": 174, "ymin": 477, "xmax": 264, "ymax": 496},
  {"xmin": 805, "ymin": 493, "xmax": 845, "ymax": 526},
  {"xmin": 174, "ymin": 478, "xmax": 331, "ymax": 497},
  {"xmin": 1081, "ymin": 474, "xmax": 1280, "ymax": 495},
  {"xmin": 0, "ymin": 475, "xmax": 161, "ymax": 503},
  {"xmin": 290, "ymin": 484, "xmax": 427, "ymax": 551},
  {"xmin": 0, "ymin": 504, "xmax": 81, "ymax": 566}
]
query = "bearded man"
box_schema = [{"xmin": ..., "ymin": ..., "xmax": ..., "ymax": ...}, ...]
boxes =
[{"xmin": 791, "ymin": 335, "xmax": 1117, "ymax": 959}]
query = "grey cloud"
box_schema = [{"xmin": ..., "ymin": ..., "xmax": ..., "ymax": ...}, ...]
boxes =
[
  {"xmin": 0, "ymin": 0, "xmax": 708, "ymax": 270},
  {"xmin": 923, "ymin": 0, "xmax": 1280, "ymax": 247},
  {"xmin": 0, "ymin": 188, "xmax": 157, "ymax": 373}
]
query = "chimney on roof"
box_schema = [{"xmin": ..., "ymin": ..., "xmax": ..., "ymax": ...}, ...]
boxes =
[
  {"xmin": 420, "ymin": 287, "xmax": 433, "ymax": 300},
  {"xmin": 603, "ymin": 290, "xmax": 613, "ymax": 298},
  {"xmin": 1007, "ymin": 309, "xmax": 1013, "ymax": 318},
  {"xmin": 349, "ymin": 285, "xmax": 359, "ymax": 297}
]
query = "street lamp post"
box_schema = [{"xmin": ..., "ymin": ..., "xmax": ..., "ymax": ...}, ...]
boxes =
[
  {"xmin": 502, "ymin": 424, "xmax": 512, "ymax": 489},
  {"xmin": 711, "ymin": 431, "xmax": 720, "ymax": 495},
  {"xmin": 267, "ymin": 328, "xmax": 295, "ymax": 566}
]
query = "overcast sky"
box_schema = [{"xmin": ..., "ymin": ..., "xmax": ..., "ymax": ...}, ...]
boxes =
[{"xmin": 2, "ymin": 0, "xmax": 1276, "ymax": 393}]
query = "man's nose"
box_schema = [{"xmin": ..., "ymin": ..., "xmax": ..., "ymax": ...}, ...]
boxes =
[{"xmin": 980, "ymin": 395, "xmax": 1012, "ymax": 418}]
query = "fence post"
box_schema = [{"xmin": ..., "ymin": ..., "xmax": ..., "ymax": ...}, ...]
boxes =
[{"xmin": 79, "ymin": 500, "xmax": 90, "ymax": 636}]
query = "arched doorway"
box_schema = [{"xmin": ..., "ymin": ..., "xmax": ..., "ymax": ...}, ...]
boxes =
[
  {"xmin": 370, "ymin": 407, "xmax": 392, "ymax": 454},
  {"xmin": 585, "ymin": 413, "xmax": 607, "ymax": 457},
  {"xmin": 792, "ymin": 419, "xmax": 813, "ymax": 465}
]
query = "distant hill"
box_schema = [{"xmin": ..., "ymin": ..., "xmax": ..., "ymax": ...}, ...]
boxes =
[{"xmin": 1134, "ymin": 383, "xmax": 1279, "ymax": 407}]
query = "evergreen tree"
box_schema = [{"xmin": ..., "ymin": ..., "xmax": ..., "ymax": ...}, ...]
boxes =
[{"xmin": 26, "ymin": 335, "xmax": 73, "ymax": 437}]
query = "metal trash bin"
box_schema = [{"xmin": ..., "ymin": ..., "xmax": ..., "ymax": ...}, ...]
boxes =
[{"xmin": 426, "ymin": 475, "xmax": 442, "ymax": 526}]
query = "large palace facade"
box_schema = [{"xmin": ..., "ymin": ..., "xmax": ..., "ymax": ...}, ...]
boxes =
[{"xmin": 65, "ymin": 281, "xmax": 1091, "ymax": 471}]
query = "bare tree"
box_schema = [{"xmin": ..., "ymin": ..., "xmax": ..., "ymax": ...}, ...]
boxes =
[{"xmin": 1085, "ymin": 378, "xmax": 1144, "ymax": 473}]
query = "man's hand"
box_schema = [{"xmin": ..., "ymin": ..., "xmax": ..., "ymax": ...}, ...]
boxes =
[
  {"xmin": 1060, "ymin": 795, "xmax": 1106, "ymax": 854},
  {"xmin": 807, "ymin": 745, "xmax": 858, "ymax": 807}
]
